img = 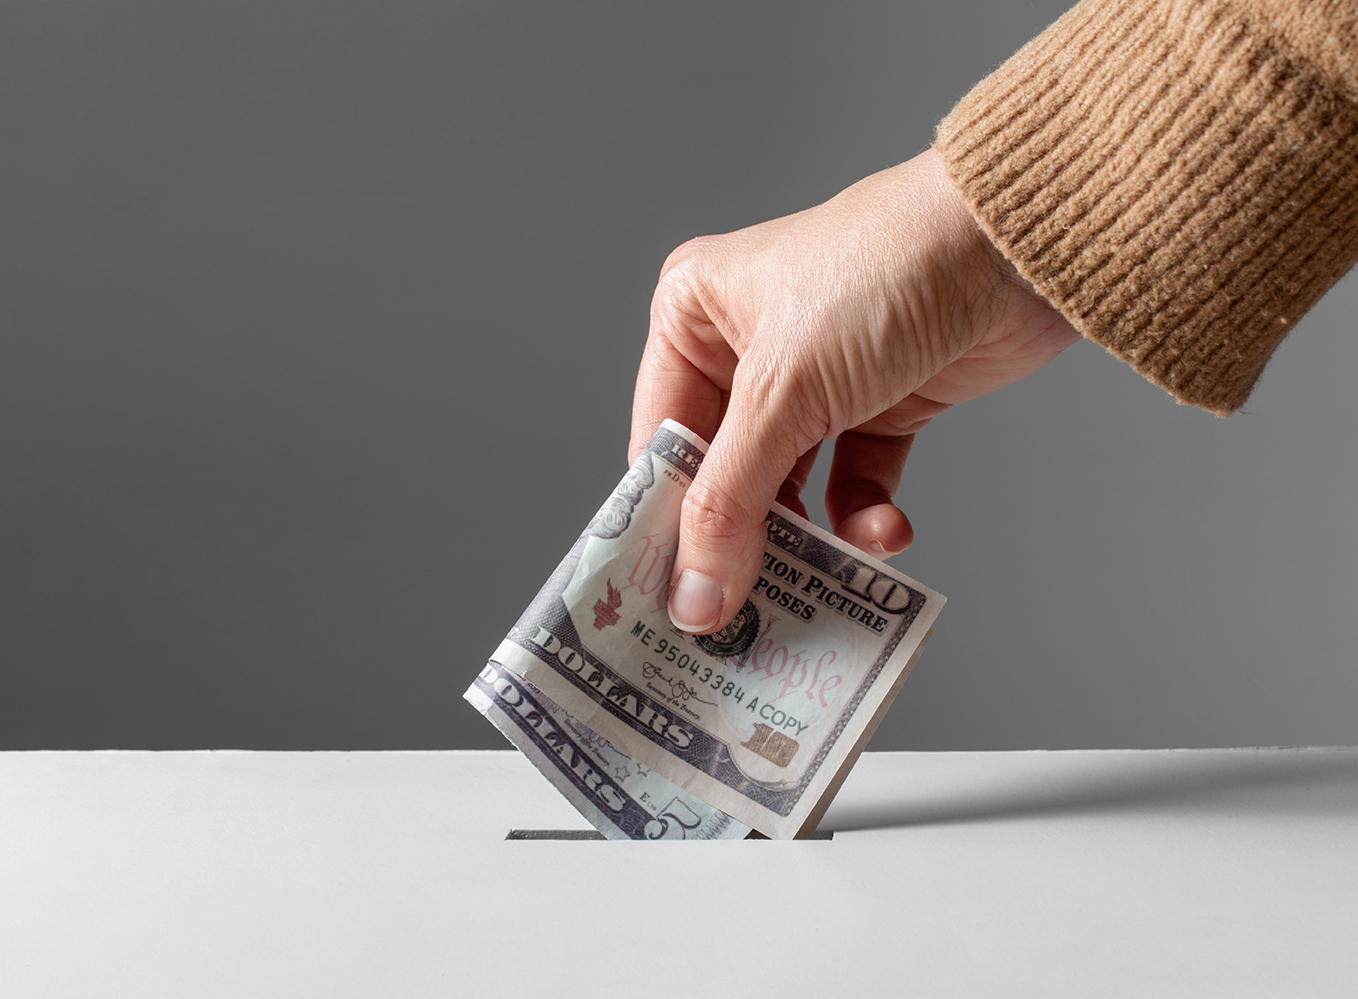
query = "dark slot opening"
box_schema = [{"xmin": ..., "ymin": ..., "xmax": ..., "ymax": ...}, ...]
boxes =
[{"xmin": 505, "ymin": 829, "xmax": 834, "ymax": 841}]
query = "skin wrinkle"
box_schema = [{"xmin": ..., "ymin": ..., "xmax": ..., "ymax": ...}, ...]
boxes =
[
  {"xmin": 753, "ymin": 342, "xmax": 833, "ymax": 458},
  {"xmin": 816, "ymin": 175, "xmax": 978, "ymax": 437},
  {"xmin": 938, "ymin": 154, "xmax": 1082, "ymax": 346},
  {"xmin": 689, "ymin": 255, "xmax": 749, "ymax": 360},
  {"xmin": 633, "ymin": 145, "xmax": 1089, "ymax": 634},
  {"xmin": 640, "ymin": 324, "xmax": 727, "ymax": 420},
  {"xmin": 941, "ymin": 151, "xmax": 1075, "ymax": 359},
  {"xmin": 678, "ymin": 478, "xmax": 749, "ymax": 574},
  {"xmin": 938, "ymin": 173, "xmax": 1011, "ymax": 356},
  {"xmin": 661, "ymin": 313, "xmax": 734, "ymax": 386},
  {"xmin": 866, "ymin": 260, "xmax": 1039, "ymax": 428}
]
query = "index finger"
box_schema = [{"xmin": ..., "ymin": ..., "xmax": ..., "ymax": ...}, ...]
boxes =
[
  {"xmin": 629, "ymin": 275, "xmax": 741, "ymax": 463},
  {"xmin": 629, "ymin": 326, "xmax": 726, "ymax": 465}
]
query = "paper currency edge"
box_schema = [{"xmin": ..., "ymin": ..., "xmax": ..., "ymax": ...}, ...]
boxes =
[
  {"xmin": 790, "ymin": 626, "xmax": 934, "ymax": 837},
  {"xmin": 465, "ymin": 663, "xmax": 752, "ymax": 841},
  {"xmin": 464, "ymin": 677, "xmax": 633, "ymax": 841},
  {"xmin": 486, "ymin": 490, "xmax": 946, "ymax": 833},
  {"xmin": 482, "ymin": 418, "xmax": 947, "ymax": 838},
  {"xmin": 491, "ymin": 606, "xmax": 939, "ymax": 838}
]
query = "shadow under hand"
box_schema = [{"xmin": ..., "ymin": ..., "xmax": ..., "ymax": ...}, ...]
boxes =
[{"xmin": 827, "ymin": 749, "xmax": 1358, "ymax": 833}]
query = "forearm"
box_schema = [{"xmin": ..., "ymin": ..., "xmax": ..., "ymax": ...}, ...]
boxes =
[{"xmin": 937, "ymin": 0, "xmax": 1358, "ymax": 414}]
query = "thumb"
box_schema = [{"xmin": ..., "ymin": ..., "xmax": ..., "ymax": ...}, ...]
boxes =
[{"xmin": 668, "ymin": 386, "xmax": 810, "ymax": 635}]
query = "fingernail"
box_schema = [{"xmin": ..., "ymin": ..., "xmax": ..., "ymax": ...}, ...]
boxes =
[
  {"xmin": 668, "ymin": 570, "xmax": 723, "ymax": 633},
  {"xmin": 870, "ymin": 540, "xmax": 887, "ymax": 554}
]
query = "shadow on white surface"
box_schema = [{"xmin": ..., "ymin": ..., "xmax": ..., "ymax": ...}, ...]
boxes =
[{"xmin": 826, "ymin": 748, "xmax": 1358, "ymax": 832}]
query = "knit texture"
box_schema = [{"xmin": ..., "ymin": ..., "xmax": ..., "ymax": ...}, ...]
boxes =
[{"xmin": 937, "ymin": 0, "xmax": 1358, "ymax": 414}]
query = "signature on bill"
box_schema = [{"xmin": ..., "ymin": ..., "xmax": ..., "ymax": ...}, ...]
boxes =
[{"xmin": 641, "ymin": 663, "xmax": 716, "ymax": 706}]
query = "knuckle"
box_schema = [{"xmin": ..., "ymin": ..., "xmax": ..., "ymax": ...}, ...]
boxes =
[
  {"xmin": 680, "ymin": 479, "xmax": 750, "ymax": 554},
  {"xmin": 873, "ymin": 410, "xmax": 932, "ymax": 437},
  {"xmin": 659, "ymin": 235, "xmax": 718, "ymax": 280},
  {"xmin": 744, "ymin": 350, "xmax": 832, "ymax": 442},
  {"xmin": 650, "ymin": 278, "xmax": 744, "ymax": 364},
  {"xmin": 865, "ymin": 398, "xmax": 950, "ymax": 438}
]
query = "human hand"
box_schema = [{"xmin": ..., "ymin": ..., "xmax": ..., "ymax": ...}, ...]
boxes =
[{"xmin": 630, "ymin": 147, "xmax": 1080, "ymax": 635}]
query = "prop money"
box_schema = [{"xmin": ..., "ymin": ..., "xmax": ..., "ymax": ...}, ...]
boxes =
[{"xmin": 473, "ymin": 420, "xmax": 944, "ymax": 838}]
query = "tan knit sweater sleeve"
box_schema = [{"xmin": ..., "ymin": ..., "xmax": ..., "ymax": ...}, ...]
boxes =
[{"xmin": 937, "ymin": 0, "xmax": 1358, "ymax": 414}]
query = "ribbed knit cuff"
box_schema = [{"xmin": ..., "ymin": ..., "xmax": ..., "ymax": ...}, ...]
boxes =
[{"xmin": 938, "ymin": 0, "xmax": 1358, "ymax": 414}]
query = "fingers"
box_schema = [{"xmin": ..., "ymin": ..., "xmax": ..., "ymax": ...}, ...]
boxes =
[
  {"xmin": 629, "ymin": 242, "xmax": 741, "ymax": 465},
  {"xmin": 632, "ymin": 243, "xmax": 797, "ymax": 636},
  {"xmin": 825, "ymin": 431, "xmax": 916, "ymax": 556},
  {"xmin": 667, "ymin": 362, "xmax": 816, "ymax": 634},
  {"xmin": 774, "ymin": 442, "xmax": 822, "ymax": 520},
  {"xmin": 629, "ymin": 331, "xmax": 724, "ymax": 465}
]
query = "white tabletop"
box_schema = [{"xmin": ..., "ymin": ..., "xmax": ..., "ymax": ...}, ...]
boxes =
[{"xmin": 3, "ymin": 748, "xmax": 1355, "ymax": 997}]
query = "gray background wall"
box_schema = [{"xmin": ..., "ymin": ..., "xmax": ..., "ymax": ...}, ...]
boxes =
[{"xmin": 2, "ymin": 0, "xmax": 1353, "ymax": 750}]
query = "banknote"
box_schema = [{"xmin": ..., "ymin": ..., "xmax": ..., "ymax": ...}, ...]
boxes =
[
  {"xmin": 467, "ymin": 659, "xmax": 750, "ymax": 840},
  {"xmin": 486, "ymin": 419, "xmax": 945, "ymax": 839}
]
